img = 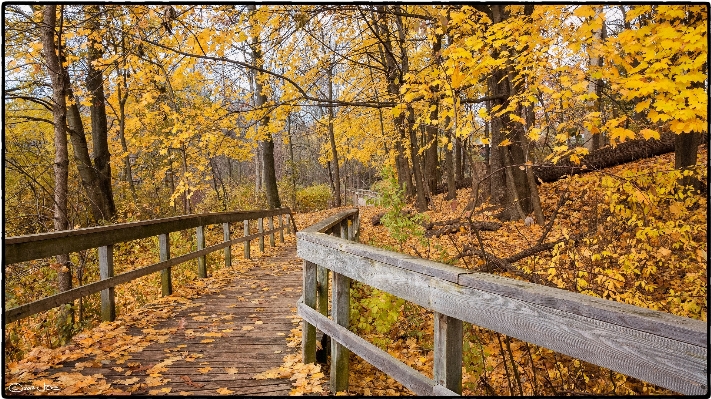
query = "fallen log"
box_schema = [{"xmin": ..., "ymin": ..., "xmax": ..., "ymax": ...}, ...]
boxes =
[
  {"xmin": 532, "ymin": 132, "xmax": 676, "ymax": 183},
  {"xmin": 425, "ymin": 219, "xmax": 502, "ymax": 237}
]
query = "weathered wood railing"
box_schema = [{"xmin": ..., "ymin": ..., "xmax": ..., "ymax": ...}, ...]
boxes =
[
  {"xmin": 4, "ymin": 208, "xmax": 295, "ymax": 324},
  {"xmin": 297, "ymin": 209, "xmax": 707, "ymax": 396}
]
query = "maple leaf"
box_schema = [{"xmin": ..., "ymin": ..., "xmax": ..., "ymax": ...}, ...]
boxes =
[{"xmin": 225, "ymin": 367, "xmax": 239, "ymax": 374}]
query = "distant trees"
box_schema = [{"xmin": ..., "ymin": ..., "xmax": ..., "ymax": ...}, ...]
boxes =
[{"xmin": 6, "ymin": 4, "xmax": 707, "ymax": 235}]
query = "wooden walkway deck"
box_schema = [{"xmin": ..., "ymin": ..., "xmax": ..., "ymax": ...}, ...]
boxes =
[{"xmin": 18, "ymin": 245, "xmax": 304, "ymax": 396}]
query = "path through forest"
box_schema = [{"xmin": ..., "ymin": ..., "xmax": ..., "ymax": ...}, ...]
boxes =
[{"xmin": 6, "ymin": 244, "xmax": 304, "ymax": 396}]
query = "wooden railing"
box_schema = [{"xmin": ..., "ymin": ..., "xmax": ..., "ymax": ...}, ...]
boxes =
[
  {"xmin": 296, "ymin": 209, "xmax": 707, "ymax": 396},
  {"xmin": 4, "ymin": 208, "xmax": 295, "ymax": 324}
]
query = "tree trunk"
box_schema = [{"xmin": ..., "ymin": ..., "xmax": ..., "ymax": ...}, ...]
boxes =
[
  {"xmin": 375, "ymin": 6, "xmax": 413, "ymax": 198},
  {"xmin": 424, "ymin": 34, "xmax": 443, "ymax": 194},
  {"xmin": 407, "ymin": 105, "xmax": 428, "ymax": 211},
  {"xmin": 85, "ymin": 5, "xmax": 116, "ymax": 221},
  {"xmin": 287, "ymin": 114, "xmax": 297, "ymax": 207},
  {"xmin": 327, "ymin": 64, "xmax": 341, "ymax": 207},
  {"xmin": 248, "ymin": 5, "xmax": 281, "ymax": 209},
  {"xmin": 42, "ymin": 4, "xmax": 73, "ymax": 345},
  {"xmin": 444, "ymin": 118, "xmax": 457, "ymax": 200},
  {"xmin": 675, "ymin": 132, "xmax": 703, "ymax": 191}
]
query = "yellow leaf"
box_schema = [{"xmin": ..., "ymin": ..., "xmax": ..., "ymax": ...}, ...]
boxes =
[
  {"xmin": 198, "ymin": 366, "xmax": 212, "ymax": 374},
  {"xmin": 216, "ymin": 387, "xmax": 234, "ymax": 394},
  {"xmin": 639, "ymin": 128, "xmax": 660, "ymax": 140},
  {"xmin": 225, "ymin": 367, "xmax": 238, "ymax": 374},
  {"xmin": 498, "ymin": 138, "xmax": 512, "ymax": 146},
  {"xmin": 242, "ymin": 326, "xmax": 254, "ymax": 331},
  {"xmin": 635, "ymin": 99, "xmax": 651, "ymax": 113}
]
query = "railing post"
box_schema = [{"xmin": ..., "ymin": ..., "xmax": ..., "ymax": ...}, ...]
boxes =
[
  {"xmin": 340, "ymin": 220, "xmax": 347, "ymax": 240},
  {"xmin": 99, "ymin": 245, "xmax": 115, "ymax": 322},
  {"xmin": 244, "ymin": 220, "xmax": 251, "ymax": 260},
  {"xmin": 197, "ymin": 225, "xmax": 207, "ymax": 278},
  {"xmin": 278, "ymin": 214, "xmax": 285, "ymax": 243},
  {"xmin": 433, "ymin": 312, "xmax": 463, "ymax": 394},
  {"xmin": 269, "ymin": 216, "xmax": 275, "ymax": 247},
  {"xmin": 286, "ymin": 214, "xmax": 291, "ymax": 234},
  {"xmin": 302, "ymin": 260, "xmax": 317, "ymax": 363},
  {"xmin": 317, "ymin": 266, "xmax": 329, "ymax": 317},
  {"xmin": 258, "ymin": 217, "xmax": 265, "ymax": 253},
  {"xmin": 331, "ymin": 271, "xmax": 350, "ymax": 392},
  {"xmin": 223, "ymin": 222, "xmax": 231, "ymax": 268},
  {"xmin": 159, "ymin": 233, "xmax": 172, "ymax": 296}
]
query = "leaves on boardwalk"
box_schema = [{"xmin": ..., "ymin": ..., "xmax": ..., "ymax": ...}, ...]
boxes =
[{"xmin": 4, "ymin": 234, "xmax": 303, "ymax": 396}]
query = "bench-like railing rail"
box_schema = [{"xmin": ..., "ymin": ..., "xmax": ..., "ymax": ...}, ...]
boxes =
[
  {"xmin": 297, "ymin": 209, "xmax": 707, "ymax": 396},
  {"xmin": 4, "ymin": 207, "xmax": 295, "ymax": 324}
]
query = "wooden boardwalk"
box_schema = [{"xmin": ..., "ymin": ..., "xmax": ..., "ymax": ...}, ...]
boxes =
[{"xmin": 24, "ymin": 244, "xmax": 304, "ymax": 396}]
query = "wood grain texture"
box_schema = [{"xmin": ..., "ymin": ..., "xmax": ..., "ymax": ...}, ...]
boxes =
[
  {"xmin": 297, "ymin": 231, "xmax": 468, "ymax": 283},
  {"xmin": 159, "ymin": 233, "xmax": 171, "ymax": 296},
  {"xmin": 258, "ymin": 218, "xmax": 265, "ymax": 253},
  {"xmin": 98, "ymin": 245, "xmax": 115, "ymax": 322},
  {"xmin": 302, "ymin": 262, "xmax": 317, "ymax": 364},
  {"xmin": 197, "ymin": 225, "xmax": 207, "ymax": 278},
  {"xmin": 244, "ymin": 219, "xmax": 251, "ymax": 260},
  {"xmin": 459, "ymin": 272, "xmax": 707, "ymax": 348},
  {"xmin": 330, "ymin": 272, "xmax": 350, "ymax": 392},
  {"xmin": 297, "ymin": 235, "xmax": 707, "ymax": 395},
  {"xmin": 223, "ymin": 222, "xmax": 231, "ymax": 268},
  {"xmin": 434, "ymin": 312, "xmax": 462, "ymax": 394},
  {"xmin": 5, "ymin": 208, "xmax": 292, "ymax": 264},
  {"xmin": 298, "ymin": 301, "xmax": 436, "ymax": 396}
]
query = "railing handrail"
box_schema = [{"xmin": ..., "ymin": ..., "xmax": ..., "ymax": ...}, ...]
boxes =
[
  {"xmin": 4, "ymin": 207, "xmax": 293, "ymax": 265},
  {"xmin": 296, "ymin": 209, "xmax": 707, "ymax": 396},
  {"xmin": 4, "ymin": 207, "xmax": 295, "ymax": 324}
]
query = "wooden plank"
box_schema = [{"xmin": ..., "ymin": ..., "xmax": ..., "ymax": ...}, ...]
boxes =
[
  {"xmin": 458, "ymin": 272, "xmax": 707, "ymax": 348},
  {"xmin": 5, "ymin": 208, "xmax": 292, "ymax": 264},
  {"xmin": 159, "ymin": 233, "xmax": 171, "ymax": 296},
  {"xmin": 296, "ymin": 237, "xmax": 707, "ymax": 395},
  {"xmin": 297, "ymin": 232, "xmax": 467, "ymax": 283},
  {"xmin": 316, "ymin": 266, "xmax": 329, "ymax": 317},
  {"xmin": 300, "ymin": 208, "xmax": 358, "ymax": 233},
  {"xmin": 223, "ymin": 222, "xmax": 231, "ymax": 268},
  {"xmin": 433, "ymin": 312, "xmax": 462, "ymax": 394},
  {"xmin": 197, "ymin": 225, "xmax": 207, "ymax": 278},
  {"xmin": 331, "ymin": 271, "xmax": 350, "ymax": 392},
  {"xmin": 244, "ymin": 219, "xmax": 251, "ymax": 260},
  {"xmin": 298, "ymin": 301, "xmax": 435, "ymax": 395},
  {"xmin": 278, "ymin": 214, "xmax": 284, "ymax": 243},
  {"xmin": 98, "ymin": 245, "xmax": 115, "ymax": 322},
  {"xmin": 269, "ymin": 216, "xmax": 275, "ymax": 247},
  {"xmin": 302, "ymin": 262, "xmax": 317, "ymax": 364},
  {"xmin": 259, "ymin": 218, "xmax": 265, "ymax": 253}
]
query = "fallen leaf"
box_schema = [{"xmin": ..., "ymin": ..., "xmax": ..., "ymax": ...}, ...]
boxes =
[
  {"xmin": 242, "ymin": 326, "xmax": 254, "ymax": 331},
  {"xmin": 225, "ymin": 367, "xmax": 239, "ymax": 374},
  {"xmin": 180, "ymin": 375, "xmax": 205, "ymax": 388},
  {"xmin": 198, "ymin": 366, "xmax": 212, "ymax": 374},
  {"xmin": 201, "ymin": 339, "xmax": 215, "ymax": 343},
  {"xmin": 216, "ymin": 387, "xmax": 234, "ymax": 394}
]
